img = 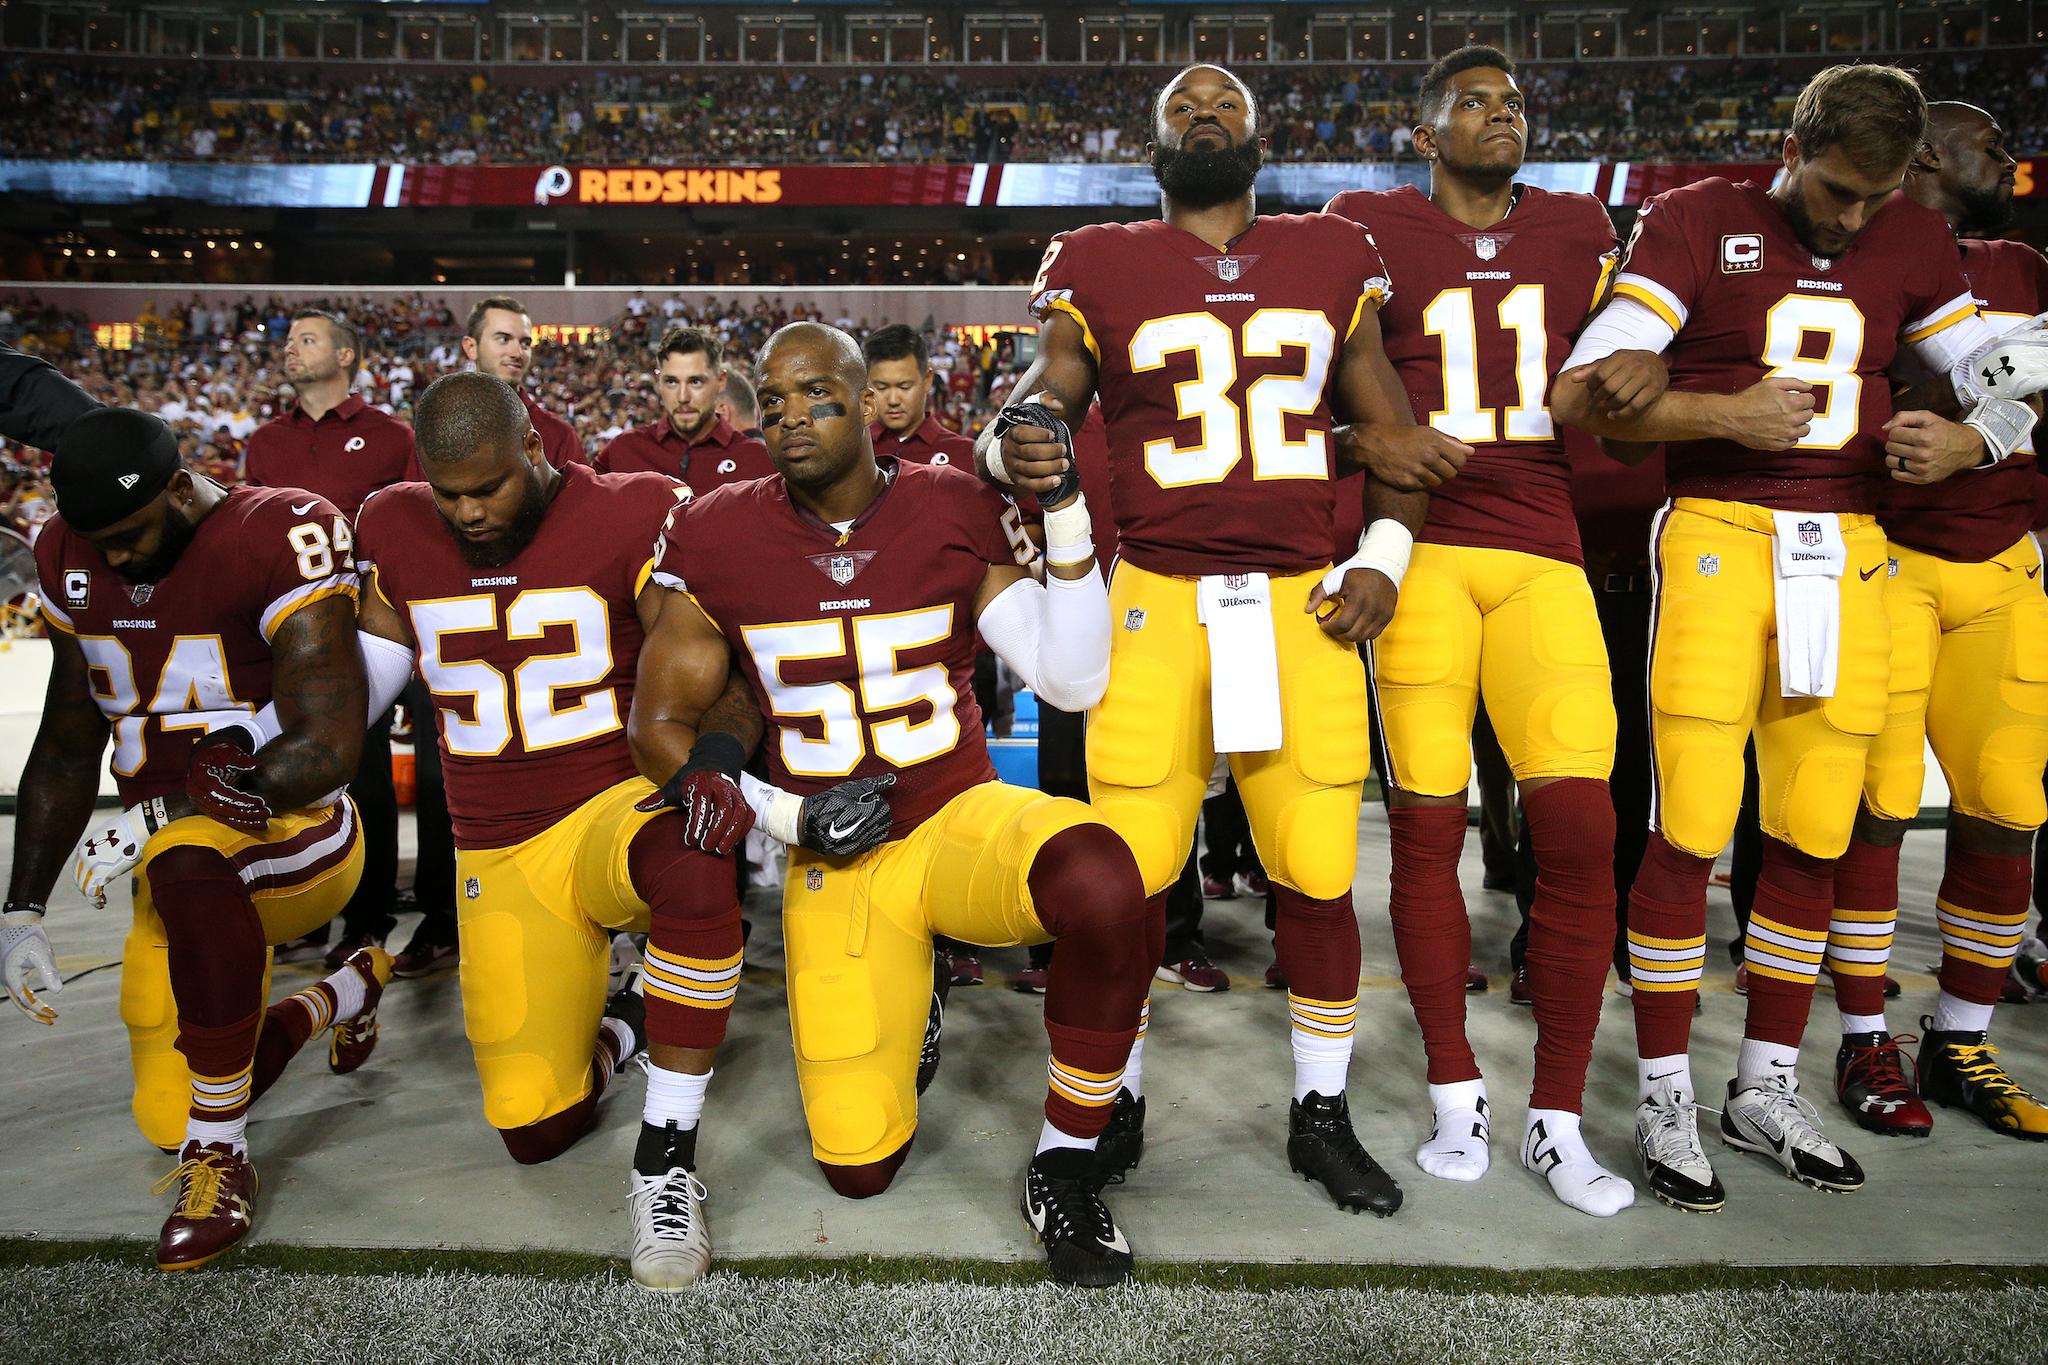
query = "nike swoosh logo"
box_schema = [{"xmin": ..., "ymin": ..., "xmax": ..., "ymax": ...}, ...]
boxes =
[
  {"xmin": 290, "ymin": 500, "xmax": 319, "ymax": 515},
  {"xmin": 1648, "ymin": 1069, "xmax": 1682, "ymax": 1082},
  {"xmin": 1858, "ymin": 564, "xmax": 1884, "ymax": 581},
  {"xmin": 826, "ymin": 817, "xmax": 864, "ymax": 841},
  {"xmin": 1101, "ymin": 1225, "xmax": 1132, "ymax": 1255},
  {"xmin": 2028, "ymin": 567, "xmax": 2042, "ymax": 580}
]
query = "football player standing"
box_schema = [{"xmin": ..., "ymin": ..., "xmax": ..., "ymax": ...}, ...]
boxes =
[
  {"xmin": 987, "ymin": 63, "xmax": 1461, "ymax": 1215},
  {"xmin": 1825, "ymin": 101, "xmax": 2048, "ymax": 1141},
  {"xmin": 1553, "ymin": 65, "xmax": 2048, "ymax": 1210},
  {"xmin": 1325, "ymin": 45, "xmax": 1665, "ymax": 1217}
]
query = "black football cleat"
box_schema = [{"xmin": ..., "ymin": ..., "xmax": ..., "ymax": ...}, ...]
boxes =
[
  {"xmin": 1093, "ymin": 1088, "xmax": 1146, "ymax": 1185},
  {"xmin": 1020, "ymin": 1146, "xmax": 1133, "ymax": 1288},
  {"xmin": 916, "ymin": 949, "xmax": 948, "ymax": 1096},
  {"xmin": 1634, "ymin": 1089, "xmax": 1725, "ymax": 1213},
  {"xmin": 1918, "ymin": 1017, "xmax": 2048, "ymax": 1141},
  {"xmin": 1287, "ymin": 1090, "xmax": 1402, "ymax": 1216}
]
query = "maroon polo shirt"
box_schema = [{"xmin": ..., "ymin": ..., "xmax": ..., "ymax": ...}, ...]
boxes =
[
  {"xmin": 522, "ymin": 391, "xmax": 586, "ymax": 469},
  {"xmin": 242, "ymin": 393, "xmax": 417, "ymax": 520},
  {"xmin": 870, "ymin": 413, "xmax": 976, "ymax": 469},
  {"xmin": 596, "ymin": 414, "xmax": 773, "ymax": 493}
]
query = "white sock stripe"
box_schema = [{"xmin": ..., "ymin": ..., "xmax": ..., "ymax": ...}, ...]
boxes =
[
  {"xmin": 1628, "ymin": 964, "xmax": 1704, "ymax": 984},
  {"xmin": 1627, "ymin": 942, "xmax": 1708, "ymax": 964},
  {"xmin": 1744, "ymin": 945, "xmax": 1824, "ymax": 979},
  {"xmin": 643, "ymin": 979, "xmax": 740, "ymax": 1007},
  {"xmin": 1746, "ymin": 921, "xmax": 1829, "ymax": 955},
  {"xmin": 643, "ymin": 957, "xmax": 744, "ymax": 988},
  {"xmin": 1828, "ymin": 912, "xmax": 1896, "ymax": 933},
  {"xmin": 1825, "ymin": 944, "xmax": 1893, "ymax": 965},
  {"xmin": 1936, "ymin": 912, "xmax": 2026, "ymax": 943},
  {"xmin": 644, "ymin": 945, "xmax": 743, "ymax": 973}
]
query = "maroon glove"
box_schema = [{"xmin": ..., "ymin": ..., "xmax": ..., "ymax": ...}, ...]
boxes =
[
  {"xmin": 634, "ymin": 732, "xmax": 754, "ymax": 857},
  {"xmin": 187, "ymin": 725, "xmax": 272, "ymax": 834}
]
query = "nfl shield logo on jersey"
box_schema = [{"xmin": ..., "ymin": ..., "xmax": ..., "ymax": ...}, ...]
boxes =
[
  {"xmin": 1797, "ymin": 520, "xmax": 1823, "ymax": 547},
  {"xmin": 465, "ymin": 876, "xmax": 481, "ymax": 900},
  {"xmin": 1225, "ymin": 574, "xmax": 1248, "ymax": 590},
  {"xmin": 1475, "ymin": 236, "xmax": 1499, "ymax": 261},
  {"xmin": 805, "ymin": 867, "xmax": 824, "ymax": 892},
  {"xmin": 829, "ymin": 553, "xmax": 857, "ymax": 585},
  {"xmin": 1697, "ymin": 554, "xmax": 1720, "ymax": 577},
  {"xmin": 126, "ymin": 583, "xmax": 154, "ymax": 606},
  {"xmin": 1124, "ymin": 608, "xmax": 1147, "ymax": 632},
  {"xmin": 1216, "ymin": 257, "xmax": 1241, "ymax": 282}
]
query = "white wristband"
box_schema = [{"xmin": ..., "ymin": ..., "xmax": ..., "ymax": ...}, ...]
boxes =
[
  {"xmin": 1323, "ymin": 519, "xmax": 1414, "ymax": 595},
  {"xmin": 1963, "ymin": 395, "xmax": 2036, "ymax": 466},
  {"xmin": 739, "ymin": 770, "xmax": 804, "ymax": 844},
  {"xmin": 1041, "ymin": 493, "xmax": 1093, "ymax": 569},
  {"xmin": 981, "ymin": 438, "xmax": 1015, "ymax": 486}
]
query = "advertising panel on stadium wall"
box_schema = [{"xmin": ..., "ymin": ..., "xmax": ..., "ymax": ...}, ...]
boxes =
[{"xmin": 4, "ymin": 157, "xmax": 2039, "ymax": 210}]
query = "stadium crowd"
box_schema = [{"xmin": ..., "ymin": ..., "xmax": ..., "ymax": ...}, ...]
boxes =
[
  {"xmin": 3, "ymin": 51, "xmax": 2042, "ymax": 166},
  {"xmin": 0, "ymin": 290, "xmax": 1023, "ymax": 534}
]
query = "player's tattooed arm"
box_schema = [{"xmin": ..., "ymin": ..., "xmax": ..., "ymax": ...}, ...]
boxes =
[
  {"xmin": 5, "ymin": 626, "xmax": 111, "ymax": 906},
  {"xmin": 248, "ymin": 594, "xmax": 368, "ymax": 812},
  {"xmin": 1331, "ymin": 299, "xmax": 1473, "ymax": 491},
  {"xmin": 979, "ymin": 309, "xmax": 1099, "ymax": 498}
]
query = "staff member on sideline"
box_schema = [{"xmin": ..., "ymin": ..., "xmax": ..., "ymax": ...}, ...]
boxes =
[{"xmin": 244, "ymin": 308, "xmax": 415, "ymax": 969}]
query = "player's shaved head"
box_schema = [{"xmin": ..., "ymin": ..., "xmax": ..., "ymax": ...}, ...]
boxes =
[
  {"xmin": 415, "ymin": 370, "xmax": 531, "ymax": 466},
  {"xmin": 1910, "ymin": 100, "xmax": 2017, "ymax": 235},
  {"xmin": 756, "ymin": 323, "xmax": 875, "ymax": 503},
  {"xmin": 759, "ymin": 322, "xmax": 867, "ymax": 391},
  {"xmin": 1154, "ymin": 64, "xmax": 1257, "ymax": 134},
  {"xmin": 413, "ymin": 371, "xmax": 553, "ymax": 568}
]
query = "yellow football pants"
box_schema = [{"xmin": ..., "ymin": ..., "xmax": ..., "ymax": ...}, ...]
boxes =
[
  {"xmin": 1648, "ymin": 498, "xmax": 1890, "ymax": 859},
  {"xmin": 783, "ymin": 780, "xmax": 1101, "ymax": 1167},
  {"xmin": 1371, "ymin": 543, "xmax": 1616, "ymax": 796},
  {"xmin": 1863, "ymin": 536, "xmax": 2048, "ymax": 829},
  {"xmin": 1087, "ymin": 560, "xmax": 1372, "ymax": 899},
  {"xmin": 453, "ymin": 777, "xmax": 662, "ymax": 1132},
  {"xmin": 124, "ymin": 800, "xmax": 365, "ymax": 1149}
]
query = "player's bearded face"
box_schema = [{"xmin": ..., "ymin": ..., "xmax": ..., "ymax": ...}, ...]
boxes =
[
  {"xmin": 1953, "ymin": 140, "xmax": 2017, "ymax": 236},
  {"xmin": 1151, "ymin": 123, "xmax": 1263, "ymax": 208},
  {"xmin": 431, "ymin": 450, "xmax": 549, "ymax": 568},
  {"xmin": 102, "ymin": 501, "xmax": 198, "ymax": 584}
]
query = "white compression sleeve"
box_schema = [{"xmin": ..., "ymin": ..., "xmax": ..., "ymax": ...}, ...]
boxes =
[
  {"xmin": 976, "ymin": 571, "xmax": 1112, "ymax": 713},
  {"xmin": 248, "ymin": 629, "xmax": 417, "ymax": 742},
  {"xmin": 1560, "ymin": 295, "xmax": 1679, "ymax": 371}
]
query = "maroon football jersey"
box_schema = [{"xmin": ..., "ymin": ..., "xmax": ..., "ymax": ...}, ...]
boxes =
[
  {"xmin": 1326, "ymin": 184, "xmax": 1617, "ymax": 566},
  {"xmin": 34, "ymin": 484, "xmax": 356, "ymax": 805},
  {"xmin": 1614, "ymin": 179, "xmax": 1976, "ymax": 514},
  {"xmin": 655, "ymin": 458, "xmax": 1036, "ymax": 839},
  {"xmin": 1880, "ymin": 237, "xmax": 2048, "ymax": 561},
  {"xmin": 596, "ymin": 415, "xmax": 773, "ymax": 492},
  {"xmin": 354, "ymin": 462, "xmax": 688, "ymax": 849},
  {"xmin": 1029, "ymin": 214, "xmax": 1391, "ymax": 575},
  {"xmin": 243, "ymin": 394, "xmax": 417, "ymax": 520}
]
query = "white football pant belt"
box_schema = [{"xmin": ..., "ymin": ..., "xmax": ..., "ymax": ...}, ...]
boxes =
[{"xmin": 1196, "ymin": 573, "xmax": 1282, "ymax": 754}]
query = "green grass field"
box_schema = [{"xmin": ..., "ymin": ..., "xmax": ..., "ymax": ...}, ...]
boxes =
[{"xmin": 5, "ymin": 1240, "xmax": 2041, "ymax": 1364}]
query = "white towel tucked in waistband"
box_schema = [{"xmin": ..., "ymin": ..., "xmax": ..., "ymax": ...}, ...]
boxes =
[
  {"xmin": 1196, "ymin": 572, "xmax": 1283, "ymax": 753},
  {"xmin": 1771, "ymin": 510, "xmax": 1845, "ymax": 699}
]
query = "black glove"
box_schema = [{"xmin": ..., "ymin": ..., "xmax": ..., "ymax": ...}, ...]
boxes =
[
  {"xmin": 635, "ymin": 731, "xmax": 754, "ymax": 857},
  {"xmin": 990, "ymin": 400, "xmax": 1080, "ymax": 507},
  {"xmin": 798, "ymin": 773, "xmax": 896, "ymax": 857},
  {"xmin": 187, "ymin": 721, "xmax": 272, "ymax": 833}
]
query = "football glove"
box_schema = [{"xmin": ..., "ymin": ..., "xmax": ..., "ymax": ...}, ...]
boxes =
[
  {"xmin": 635, "ymin": 732, "xmax": 755, "ymax": 857},
  {"xmin": 188, "ymin": 721, "xmax": 272, "ymax": 834},
  {"xmin": 72, "ymin": 796, "xmax": 172, "ymax": 908},
  {"xmin": 1952, "ymin": 310, "xmax": 2048, "ymax": 410},
  {"xmin": 989, "ymin": 400, "xmax": 1081, "ymax": 507},
  {"xmin": 1, "ymin": 906, "xmax": 59, "ymax": 1025},
  {"xmin": 798, "ymin": 773, "xmax": 896, "ymax": 857}
]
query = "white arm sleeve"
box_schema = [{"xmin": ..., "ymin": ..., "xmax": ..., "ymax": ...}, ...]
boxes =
[
  {"xmin": 247, "ymin": 629, "xmax": 417, "ymax": 743},
  {"xmin": 1561, "ymin": 295, "xmax": 1680, "ymax": 371},
  {"xmin": 1906, "ymin": 309, "xmax": 1999, "ymax": 382},
  {"xmin": 975, "ymin": 571, "xmax": 1112, "ymax": 714}
]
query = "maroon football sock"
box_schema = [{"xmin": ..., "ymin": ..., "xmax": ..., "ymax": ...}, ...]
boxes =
[
  {"xmin": 1523, "ymin": 779, "xmax": 1618, "ymax": 1113},
  {"xmin": 1030, "ymin": 825, "xmax": 1150, "ymax": 1139},
  {"xmin": 629, "ymin": 817, "xmax": 744, "ymax": 1052},
  {"xmin": 1826, "ymin": 837, "xmax": 1899, "ymax": 1021},
  {"xmin": 1740, "ymin": 836, "xmax": 1835, "ymax": 1050},
  {"xmin": 1386, "ymin": 805, "xmax": 1475, "ymax": 1085},
  {"xmin": 150, "ymin": 846, "xmax": 266, "ymax": 1122},
  {"xmin": 1935, "ymin": 847, "xmax": 2032, "ymax": 1009},
  {"xmin": 1627, "ymin": 834, "xmax": 1714, "ymax": 1060}
]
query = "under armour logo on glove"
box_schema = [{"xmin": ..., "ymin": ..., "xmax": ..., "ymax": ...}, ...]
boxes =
[{"xmin": 71, "ymin": 797, "xmax": 172, "ymax": 908}]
